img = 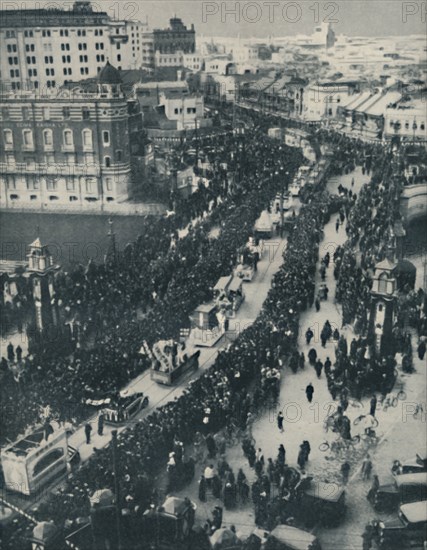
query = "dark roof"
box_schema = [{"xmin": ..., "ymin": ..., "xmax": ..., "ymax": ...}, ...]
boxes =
[{"xmin": 98, "ymin": 62, "xmax": 122, "ymax": 85}]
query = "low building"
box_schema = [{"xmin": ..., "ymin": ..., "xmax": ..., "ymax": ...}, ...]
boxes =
[
  {"xmin": 384, "ymin": 99, "xmax": 427, "ymax": 143},
  {"xmin": 302, "ymin": 79, "xmax": 358, "ymax": 122},
  {"xmin": 0, "ymin": 62, "xmax": 133, "ymax": 211}
]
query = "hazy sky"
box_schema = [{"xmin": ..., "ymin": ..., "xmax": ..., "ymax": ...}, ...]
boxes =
[{"xmin": 6, "ymin": 0, "xmax": 427, "ymax": 37}]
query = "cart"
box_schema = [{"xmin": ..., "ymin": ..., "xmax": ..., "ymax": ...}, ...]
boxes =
[{"xmin": 86, "ymin": 391, "xmax": 149, "ymax": 425}]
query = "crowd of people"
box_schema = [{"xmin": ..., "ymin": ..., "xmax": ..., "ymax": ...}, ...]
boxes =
[
  {"xmin": 1, "ymin": 127, "xmax": 304, "ymax": 444},
  {"xmin": 3, "ymin": 143, "xmax": 333, "ymax": 548},
  {"xmin": 3, "ymin": 106, "xmax": 427, "ymax": 549}
]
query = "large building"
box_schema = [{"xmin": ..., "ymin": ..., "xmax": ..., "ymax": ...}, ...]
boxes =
[
  {"xmin": 0, "ymin": 63, "xmax": 133, "ymax": 210},
  {"xmin": 153, "ymin": 18, "xmax": 195, "ymax": 55},
  {"xmin": 0, "ymin": 0, "xmax": 149, "ymax": 91}
]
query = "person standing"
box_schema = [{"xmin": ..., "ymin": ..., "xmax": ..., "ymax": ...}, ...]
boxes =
[
  {"xmin": 305, "ymin": 383, "xmax": 314, "ymax": 403},
  {"xmin": 16, "ymin": 345, "xmax": 23, "ymax": 363},
  {"xmin": 305, "ymin": 328, "xmax": 314, "ymax": 345},
  {"xmin": 97, "ymin": 412, "xmax": 105, "ymax": 436},
  {"xmin": 277, "ymin": 411, "xmax": 284, "ymax": 433},
  {"xmin": 315, "ymin": 298, "xmax": 321, "ymax": 312},
  {"xmin": 85, "ymin": 423, "xmax": 92, "ymax": 445}
]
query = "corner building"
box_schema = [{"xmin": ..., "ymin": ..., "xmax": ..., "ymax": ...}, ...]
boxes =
[{"xmin": 0, "ymin": 63, "xmax": 132, "ymax": 210}]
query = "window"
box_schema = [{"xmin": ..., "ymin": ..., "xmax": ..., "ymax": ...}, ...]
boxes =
[
  {"xmin": 46, "ymin": 68, "xmax": 55, "ymax": 76},
  {"xmin": 106, "ymin": 178, "xmax": 113, "ymax": 191},
  {"xmin": 421, "ymin": 123, "xmax": 425, "ymax": 131},
  {"xmin": 3, "ymin": 129, "xmax": 13, "ymax": 146},
  {"xmin": 82, "ymin": 129, "xmax": 92, "ymax": 147},
  {"xmin": 62, "ymin": 55, "xmax": 71, "ymax": 63},
  {"xmin": 60, "ymin": 30, "xmax": 69, "ymax": 37},
  {"xmin": 66, "ymin": 180, "xmax": 75, "ymax": 191},
  {"xmin": 30, "ymin": 195, "xmax": 38, "ymax": 200},
  {"xmin": 85, "ymin": 179, "xmax": 94, "ymax": 193},
  {"xmin": 80, "ymin": 67, "xmax": 89, "ymax": 75},
  {"xmin": 25, "ymin": 44, "xmax": 35, "ymax": 52},
  {"xmin": 117, "ymin": 54, "xmax": 121, "ymax": 62},
  {"xmin": 103, "ymin": 131, "xmax": 110, "ymax": 145},
  {"xmin": 6, "ymin": 176, "xmax": 16, "ymax": 189},
  {"xmin": 105, "ymin": 156, "xmax": 111, "ymax": 167},
  {"xmin": 79, "ymin": 55, "xmax": 88, "ymax": 63},
  {"xmin": 46, "ymin": 177, "xmax": 58, "ymax": 191},
  {"xmin": 82, "ymin": 108, "xmax": 90, "ymax": 120},
  {"xmin": 26, "ymin": 176, "xmax": 39, "ymax": 190},
  {"xmin": 42, "ymin": 30, "xmax": 51, "ymax": 37},
  {"xmin": 63, "ymin": 107, "xmax": 71, "ymax": 119},
  {"xmin": 78, "ymin": 43, "xmax": 87, "ymax": 51},
  {"xmin": 43, "ymin": 107, "xmax": 50, "ymax": 121},
  {"xmin": 117, "ymin": 43, "xmax": 121, "ymax": 50},
  {"xmin": 116, "ymin": 150, "xmax": 122, "ymax": 161},
  {"xmin": 6, "ymin": 30, "xmax": 16, "ymax": 38},
  {"xmin": 43, "ymin": 129, "xmax": 53, "ymax": 147},
  {"xmin": 22, "ymin": 129, "xmax": 33, "ymax": 148},
  {"xmin": 69, "ymin": 196, "xmax": 78, "ymax": 202},
  {"xmin": 63, "ymin": 129, "xmax": 73, "ymax": 147}
]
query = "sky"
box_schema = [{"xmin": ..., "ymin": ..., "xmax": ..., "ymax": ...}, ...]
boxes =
[{"xmin": 4, "ymin": 0, "xmax": 427, "ymax": 37}]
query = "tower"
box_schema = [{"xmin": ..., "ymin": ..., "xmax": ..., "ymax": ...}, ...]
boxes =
[
  {"xmin": 368, "ymin": 252, "xmax": 398, "ymax": 356},
  {"xmin": 26, "ymin": 238, "xmax": 60, "ymax": 332}
]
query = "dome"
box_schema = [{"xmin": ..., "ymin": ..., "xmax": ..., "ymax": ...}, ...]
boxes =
[{"xmin": 98, "ymin": 61, "xmax": 122, "ymax": 85}]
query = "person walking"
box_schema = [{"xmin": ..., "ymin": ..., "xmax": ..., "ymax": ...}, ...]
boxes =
[
  {"xmin": 85, "ymin": 423, "xmax": 92, "ymax": 445},
  {"xmin": 314, "ymin": 360, "xmax": 323, "ymax": 379},
  {"xmin": 335, "ymin": 218, "xmax": 340, "ymax": 233},
  {"xmin": 369, "ymin": 395, "xmax": 377, "ymax": 417},
  {"xmin": 305, "ymin": 328, "xmax": 314, "ymax": 345},
  {"xmin": 315, "ymin": 298, "xmax": 321, "ymax": 312},
  {"xmin": 278, "ymin": 444, "xmax": 286, "ymax": 467},
  {"xmin": 361, "ymin": 454, "xmax": 373, "ymax": 480},
  {"xmin": 97, "ymin": 412, "xmax": 105, "ymax": 436},
  {"xmin": 305, "ymin": 383, "xmax": 314, "ymax": 403},
  {"xmin": 341, "ymin": 461, "xmax": 350, "ymax": 484},
  {"xmin": 418, "ymin": 339, "xmax": 426, "ymax": 360},
  {"xmin": 277, "ymin": 411, "xmax": 284, "ymax": 433}
]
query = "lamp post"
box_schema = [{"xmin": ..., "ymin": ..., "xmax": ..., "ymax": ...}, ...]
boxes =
[{"xmin": 112, "ymin": 429, "xmax": 123, "ymax": 550}]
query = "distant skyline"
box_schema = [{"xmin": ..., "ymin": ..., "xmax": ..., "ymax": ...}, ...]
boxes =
[{"xmin": 7, "ymin": 1, "xmax": 427, "ymax": 37}]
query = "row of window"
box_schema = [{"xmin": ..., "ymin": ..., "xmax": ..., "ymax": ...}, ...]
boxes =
[
  {"xmin": 8, "ymin": 195, "xmax": 116, "ymax": 203},
  {"xmin": 388, "ymin": 120, "xmax": 425, "ymax": 130},
  {"xmin": 2, "ymin": 106, "xmax": 96, "ymax": 121},
  {"xmin": 6, "ymin": 176, "xmax": 114, "ymax": 193},
  {"xmin": 3, "ymin": 128, "xmax": 112, "ymax": 149},
  {"xmin": 4, "ymin": 151, "xmax": 120, "ymax": 169},
  {"xmin": 6, "ymin": 176, "xmax": 113, "ymax": 194},
  {"xmin": 173, "ymin": 107, "xmax": 197, "ymax": 114}
]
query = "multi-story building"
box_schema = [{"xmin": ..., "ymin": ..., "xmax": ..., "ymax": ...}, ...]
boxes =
[
  {"xmin": 302, "ymin": 80, "xmax": 359, "ymax": 122},
  {"xmin": 0, "ymin": 0, "xmax": 149, "ymax": 91},
  {"xmin": 384, "ymin": 100, "xmax": 427, "ymax": 142},
  {"xmin": 0, "ymin": 62, "xmax": 132, "ymax": 210},
  {"xmin": 153, "ymin": 18, "xmax": 195, "ymax": 56}
]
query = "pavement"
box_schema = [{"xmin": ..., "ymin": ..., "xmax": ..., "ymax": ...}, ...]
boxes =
[{"xmin": 171, "ymin": 167, "xmax": 427, "ymax": 549}]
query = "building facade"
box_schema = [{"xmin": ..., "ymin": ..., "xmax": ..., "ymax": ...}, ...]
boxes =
[
  {"xmin": 153, "ymin": 18, "xmax": 195, "ymax": 56},
  {"xmin": 0, "ymin": 63, "xmax": 132, "ymax": 210},
  {"xmin": 0, "ymin": 0, "xmax": 149, "ymax": 91}
]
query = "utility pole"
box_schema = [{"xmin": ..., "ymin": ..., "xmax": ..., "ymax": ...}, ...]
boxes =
[{"xmin": 112, "ymin": 429, "xmax": 123, "ymax": 550}]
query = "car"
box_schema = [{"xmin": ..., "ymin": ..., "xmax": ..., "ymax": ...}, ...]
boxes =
[
  {"xmin": 265, "ymin": 524, "xmax": 322, "ymax": 550},
  {"xmin": 374, "ymin": 501, "xmax": 427, "ymax": 549},
  {"xmin": 372, "ymin": 472, "xmax": 427, "ymax": 511},
  {"xmin": 398, "ymin": 452, "xmax": 427, "ymax": 475},
  {"xmin": 299, "ymin": 481, "xmax": 346, "ymax": 527}
]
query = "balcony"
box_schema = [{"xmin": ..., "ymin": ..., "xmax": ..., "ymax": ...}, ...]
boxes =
[
  {"xmin": 0, "ymin": 162, "xmax": 100, "ymax": 177},
  {"xmin": 109, "ymin": 34, "xmax": 129, "ymax": 44}
]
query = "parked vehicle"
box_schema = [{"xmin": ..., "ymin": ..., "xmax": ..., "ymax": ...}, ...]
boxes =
[
  {"xmin": 395, "ymin": 452, "xmax": 427, "ymax": 475},
  {"xmin": 264, "ymin": 524, "xmax": 322, "ymax": 550},
  {"xmin": 371, "ymin": 473, "xmax": 427, "ymax": 511},
  {"xmin": 373, "ymin": 501, "xmax": 427, "ymax": 549},
  {"xmin": 299, "ymin": 481, "xmax": 346, "ymax": 527}
]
